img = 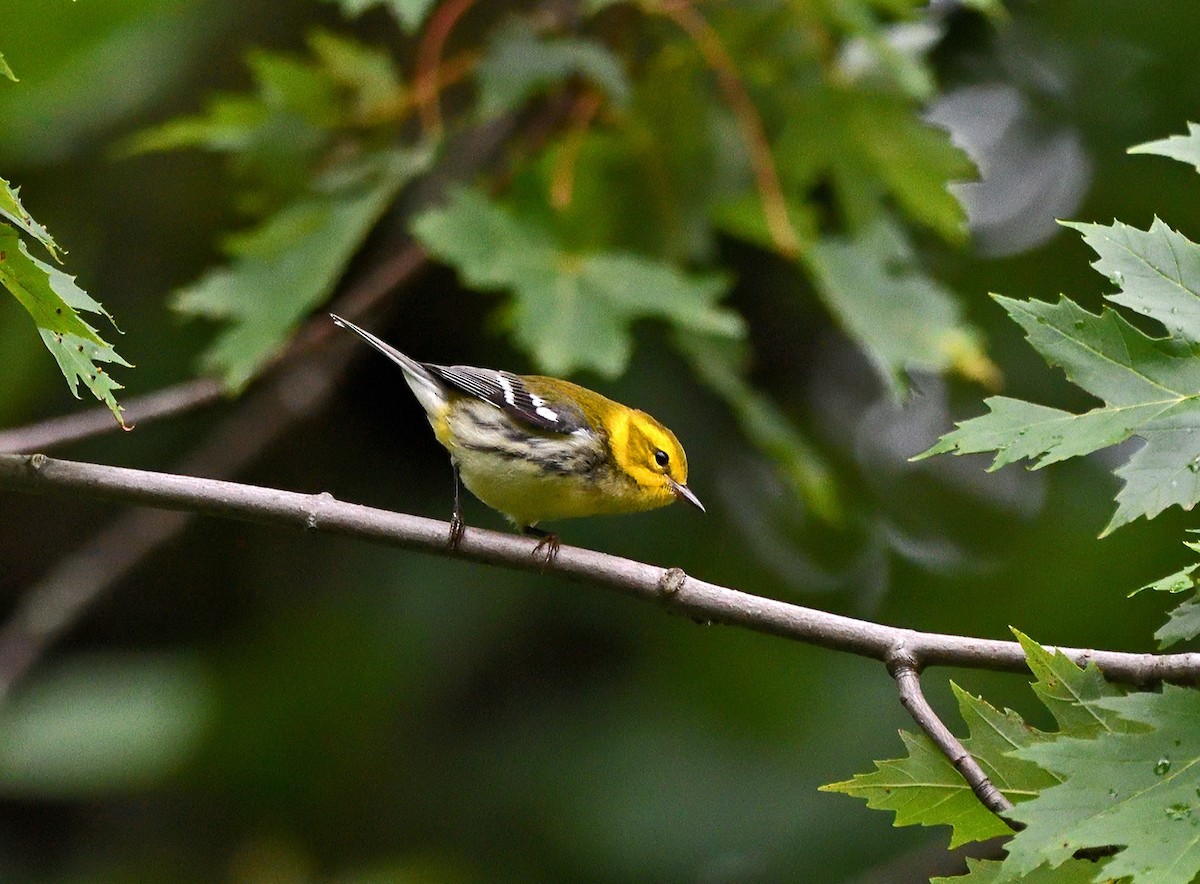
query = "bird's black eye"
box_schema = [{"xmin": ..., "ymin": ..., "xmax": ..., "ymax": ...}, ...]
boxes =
[{"xmin": 654, "ymin": 449, "xmax": 670, "ymax": 468}]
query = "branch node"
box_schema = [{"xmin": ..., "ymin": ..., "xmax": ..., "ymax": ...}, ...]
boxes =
[
  {"xmin": 658, "ymin": 567, "xmax": 687, "ymax": 596},
  {"xmin": 305, "ymin": 490, "xmax": 337, "ymax": 530},
  {"xmin": 884, "ymin": 644, "xmax": 920, "ymax": 677},
  {"xmin": 28, "ymin": 453, "xmax": 47, "ymax": 473},
  {"xmin": 888, "ymin": 661, "xmax": 1016, "ymax": 820}
]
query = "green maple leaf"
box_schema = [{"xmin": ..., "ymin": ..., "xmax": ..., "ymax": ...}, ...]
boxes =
[
  {"xmin": 919, "ymin": 138, "xmax": 1200, "ymax": 535},
  {"xmin": 1132, "ymin": 537, "xmax": 1200, "ymax": 649},
  {"xmin": 1129, "ymin": 122, "xmax": 1200, "ymax": 173},
  {"xmin": 174, "ymin": 148, "xmax": 429, "ymax": 389},
  {"xmin": 821, "ymin": 684, "xmax": 1055, "ymax": 849},
  {"xmin": 1014, "ymin": 631, "xmax": 1130, "ymax": 737},
  {"xmin": 0, "ymin": 226, "xmax": 130, "ymax": 425},
  {"xmin": 919, "ymin": 257, "xmax": 1200, "ymax": 535},
  {"xmin": 932, "ymin": 856, "xmax": 1104, "ymax": 884},
  {"xmin": 411, "ymin": 187, "xmax": 743, "ymax": 377},
  {"xmin": 1002, "ymin": 685, "xmax": 1200, "ymax": 883},
  {"xmin": 1154, "ymin": 594, "xmax": 1200, "ymax": 649}
]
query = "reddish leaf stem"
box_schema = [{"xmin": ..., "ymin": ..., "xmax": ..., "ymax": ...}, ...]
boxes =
[{"xmin": 656, "ymin": 0, "xmax": 801, "ymax": 257}]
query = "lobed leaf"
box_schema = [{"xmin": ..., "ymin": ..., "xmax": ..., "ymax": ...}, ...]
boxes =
[
  {"xmin": 412, "ymin": 187, "xmax": 742, "ymax": 377},
  {"xmin": 0, "ymin": 226, "xmax": 130, "ymax": 424},
  {"xmin": 1014, "ymin": 631, "xmax": 1129, "ymax": 737},
  {"xmin": 920, "ymin": 288, "xmax": 1200, "ymax": 534},
  {"xmin": 476, "ymin": 20, "xmax": 631, "ymax": 118},
  {"xmin": 1135, "ymin": 538, "xmax": 1200, "ymax": 648},
  {"xmin": 775, "ymin": 88, "xmax": 974, "ymax": 245},
  {"xmin": 1067, "ymin": 218, "xmax": 1200, "ymax": 344},
  {"xmin": 1002, "ymin": 685, "xmax": 1200, "ymax": 883},
  {"xmin": 821, "ymin": 683, "xmax": 1055, "ymax": 849},
  {"xmin": 1154, "ymin": 595, "xmax": 1200, "ymax": 649},
  {"xmin": 932, "ymin": 857, "xmax": 1105, "ymax": 884},
  {"xmin": 174, "ymin": 147, "xmax": 430, "ymax": 389},
  {"xmin": 127, "ymin": 33, "xmax": 406, "ymax": 200},
  {"xmin": 0, "ymin": 176, "xmax": 61, "ymax": 259}
]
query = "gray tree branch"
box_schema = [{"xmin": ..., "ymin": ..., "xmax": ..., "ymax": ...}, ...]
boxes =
[
  {"xmin": 3, "ymin": 452, "xmax": 1198, "ymax": 685},
  {"xmin": 887, "ymin": 653, "xmax": 1017, "ymax": 824},
  {"xmin": 7, "ymin": 451, "xmax": 1199, "ymax": 820}
]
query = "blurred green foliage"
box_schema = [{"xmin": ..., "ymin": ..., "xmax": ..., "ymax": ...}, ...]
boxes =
[{"xmin": 3, "ymin": 0, "xmax": 1200, "ymax": 881}]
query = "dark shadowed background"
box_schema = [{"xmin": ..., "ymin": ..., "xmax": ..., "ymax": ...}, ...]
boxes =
[{"xmin": 3, "ymin": 1, "xmax": 1200, "ymax": 880}]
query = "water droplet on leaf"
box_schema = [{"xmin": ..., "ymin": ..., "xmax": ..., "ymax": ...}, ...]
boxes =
[{"xmin": 1156, "ymin": 757, "xmax": 1172, "ymax": 775}]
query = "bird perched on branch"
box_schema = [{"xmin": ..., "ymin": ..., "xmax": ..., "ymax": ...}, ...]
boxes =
[{"xmin": 331, "ymin": 314, "xmax": 704, "ymax": 560}]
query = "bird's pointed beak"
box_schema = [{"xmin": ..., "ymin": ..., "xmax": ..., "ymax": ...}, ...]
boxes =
[{"xmin": 668, "ymin": 478, "xmax": 705, "ymax": 513}]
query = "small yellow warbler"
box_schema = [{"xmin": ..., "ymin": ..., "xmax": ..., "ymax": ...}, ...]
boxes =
[{"xmin": 332, "ymin": 314, "xmax": 703, "ymax": 556}]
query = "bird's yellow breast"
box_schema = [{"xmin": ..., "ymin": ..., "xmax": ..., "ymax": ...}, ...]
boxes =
[{"xmin": 438, "ymin": 398, "xmax": 675, "ymax": 527}]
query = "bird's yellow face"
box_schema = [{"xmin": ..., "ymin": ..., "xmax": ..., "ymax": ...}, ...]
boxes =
[{"xmin": 607, "ymin": 409, "xmax": 702, "ymax": 511}]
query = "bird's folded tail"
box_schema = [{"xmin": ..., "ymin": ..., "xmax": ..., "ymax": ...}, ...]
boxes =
[{"xmin": 330, "ymin": 313, "xmax": 448, "ymax": 415}]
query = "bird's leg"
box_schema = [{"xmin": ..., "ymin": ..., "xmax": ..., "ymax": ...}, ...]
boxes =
[
  {"xmin": 522, "ymin": 525, "xmax": 560, "ymax": 566},
  {"xmin": 448, "ymin": 463, "xmax": 466, "ymax": 549}
]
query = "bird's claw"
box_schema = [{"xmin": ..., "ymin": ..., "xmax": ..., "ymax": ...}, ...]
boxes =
[
  {"xmin": 448, "ymin": 511, "xmax": 466, "ymax": 549},
  {"xmin": 530, "ymin": 532, "xmax": 560, "ymax": 568}
]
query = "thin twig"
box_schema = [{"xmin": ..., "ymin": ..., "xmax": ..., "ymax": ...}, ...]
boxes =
[
  {"xmin": 413, "ymin": 0, "xmax": 477, "ymax": 136},
  {"xmin": 0, "ymin": 246, "xmax": 429, "ymax": 456},
  {"xmin": 3, "ymin": 452, "xmax": 1200, "ymax": 686},
  {"xmin": 886, "ymin": 651, "xmax": 1017, "ymax": 822},
  {"xmin": 0, "ymin": 352, "xmax": 352, "ymax": 705},
  {"xmin": 0, "ymin": 378, "xmax": 224, "ymax": 454},
  {"xmin": 657, "ymin": 0, "xmax": 801, "ymax": 257},
  {"xmin": 550, "ymin": 88, "xmax": 603, "ymax": 209}
]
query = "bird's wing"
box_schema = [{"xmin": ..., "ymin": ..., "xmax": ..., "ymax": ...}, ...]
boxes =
[{"xmin": 427, "ymin": 365, "xmax": 589, "ymax": 434}]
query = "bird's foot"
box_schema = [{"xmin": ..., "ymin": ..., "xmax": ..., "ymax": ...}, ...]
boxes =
[
  {"xmin": 523, "ymin": 527, "xmax": 560, "ymax": 568},
  {"xmin": 448, "ymin": 510, "xmax": 466, "ymax": 549}
]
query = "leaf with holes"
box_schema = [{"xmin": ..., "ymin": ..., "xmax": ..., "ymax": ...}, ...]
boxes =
[
  {"xmin": 1, "ymin": 176, "xmax": 60, "ymax": 259},
  {"xmin": 0, "ymin": 226, "xmax": 129, "ymax": 424}
]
